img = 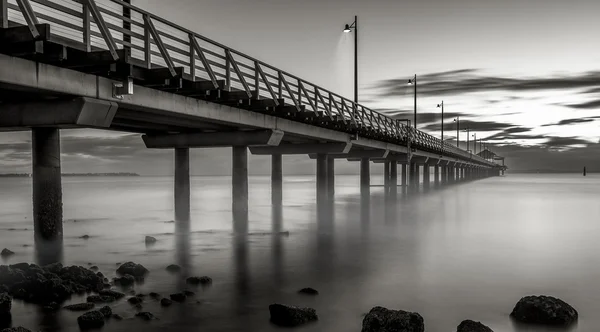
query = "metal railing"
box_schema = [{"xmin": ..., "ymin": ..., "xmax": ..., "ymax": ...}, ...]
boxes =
[{"xmin": 2, "ymin": 0, "xmax": 495, "ymax": 166}]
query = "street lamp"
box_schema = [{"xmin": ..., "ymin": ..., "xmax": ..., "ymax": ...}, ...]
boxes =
[
  {"xmin": 463, "ymin": 127, "xmax": 471, "ymax": 155},
  {"xmin": 343, "ymin": 16, "xmax": 358, "ymax": 105},
  {"xmin": 453, "ymin": 116, "xmax": 460, "ymax": 148},
  {"xmin": 407, "ymin": 75, "xmax": 417, "ymax": 128},
  {"xmin": 472, "ymin": 133, "xmax": 477, "ymax": 154},
  {"xmin": 437, "ymin": 101, "xmax": 444, "ymax": 153}
]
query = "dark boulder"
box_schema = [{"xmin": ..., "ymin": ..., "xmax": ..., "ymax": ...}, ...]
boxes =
[
  {"xmin": 63, "ymin": 303, "xmax": 95, "ymax": 311},
  {"xmin": 77, "ymin": 310, "xmax": 105, "ymax": 329},
  {"xmin": 116, "ymin": 262, "xmax": 148, "ymax": 277},
  {"xmin": 134, "ymin": 303, "xmax": 143, "ymax": 310},
  {"xmin": 160, "ymin": 298, "xmax": 172, "ymax": 307},
  {"xmin": 165, "ymin": 264, "xmax": 181, "ymax": 272},
  {"xmin": 0, "ymin": 294, "xmax": 10, "ymax": 314},
  {"xmin": 269, "ymin": 303, "xmax": 318, "ymax": 327},
  {"xmin": 183, "ymin": 290, "xmax": 195, "ymax": 296},
  {"xmin": 86, "ymin": 295, "xmax": 115, "ymax": 303},
  {"xmin": 79, "ymin": 235, "xmax": 90, "ymax": 239},
  {"xmin": 89, "ymin": 266, "xmax": 98, "ymax": 272},
  {"xmin": 457, "ymin": 320, "xmax": 493, "ymax": 332},
  {"xmin": 298, "ymin": 287, "xmax": 319, "ymax": 295},
  {"xmin": 112, "ymin": 314, "xmax": 123, "ymax": 320},
  {"xmin": 1, "ymin": 327, "xmax": 32, "ymax": 332},
  {"xmin": 170, "ymin": 293, "xmax": 186, "ymax": 302},
  {"xmin": 510, "ymin": 295, "xmax": 578, "ymax": 326},
  {"xmin": 149, "ymin": 292, "xmax": 160, "ymax": 299},
  {"xmin": 361, "ymin": 306, "xmax": 424, "ymax": 332},
  {"xmin": 144, "ymin": 236, "xmax": 157, "ymax": 244},
  {"xmin": 186, "ymin": 276, "xmax": 212, "ymax": 286},
  {"xmin": 99, "ymin": 306, "xmax": 112, "ymax": 319},
  {"xmin": 127, "ymin": 297, "xmax": 143, "ymax": 305},
  {"xmin": 98, "ymin": 290, "xmax": 125, "ymax": 299},
  {"xmin": 0, "ymin": 250, "xmax": 14, "ymax": 258},
  {"xmin": 43, "ymin": 302, "xmax": 60, "ymax": 312},
  {"xmin": 135, "ymin": 312, "xmax": 154, "ymax": 321},
  {"xmin": 114, "ymin": 274, "xmax": 135, "ymax": 286}
]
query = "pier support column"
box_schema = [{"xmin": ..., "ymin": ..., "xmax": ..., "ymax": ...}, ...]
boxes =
[
  {"xmin": 401, "ymin": 164, "xmax": 407, "ymax": 190},
  {"xmin": 360, "ymin": 158, "xmax": 370, "ymax": 198},
  {"xmin": 441, "ymin": 166, "xmax": 447, "ymax": 185},
  {"xmin": 414, "ymin": 164, "xmax": 420, "ymax": 189},
  {"xmin": 327, "ymin": 157, "xmax": 335, "ymax": 200},
  {"xmin": 232, "ymin": 146, "xmax": 248, "ymax": 233},
  {"xmin": 384, "ymin": 161, "xmax": 390, "ymax": 196},
  {"xmin": 316, "ymin": 154, "xmax": 328, "ymax": 203},
  {"xmin": 271, "ymin": 154, "xmax": 283, "ymax": 206},
  {"xmin": 423, "ymin": 164, "xmax": 430, "ymax": 188},
  {"xmin": 32, "ymin": 128, "xmax": 63, "ymax": 251},
  {"xmin": 434, "ymin": 165, "xmax": 440, "ymax": 186},
  {"xmin": 174, "ymin": 148, "xmax": 190, "ymax": 222},
  {"xmin": 390, "ymin": 162, "xmax": 398, "ymax": 199}
]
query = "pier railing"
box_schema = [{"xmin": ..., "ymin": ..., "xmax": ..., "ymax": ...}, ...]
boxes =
[{"xmin": 2, "ymin": 0, "xmax": 493, "ymax": 166}]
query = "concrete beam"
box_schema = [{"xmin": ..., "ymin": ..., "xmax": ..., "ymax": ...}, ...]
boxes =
[
  {"xmin": 351, "ymin": 138, "xmax": 409, "ymax": 154},
  {"xmin": 371, "ymin": 153, "xmax": 410, "ymax": 163},
  {"xmin": 0, "ymin": 97, "xmax": 117, "ymax": 130},
  {"xmin": 411, "ymin": 156, "xmax": 429, "ymax": 164},
  {"xmin": 330, "ymin": 149, "xmax": 389, "ymax": 160},
  {"xmin": 142, "ymin": 129, "xmax": 284, "ymax": 149},
  {"xmin": 253, "ymin": 142, "xmax": 351, "ymax": 155}
]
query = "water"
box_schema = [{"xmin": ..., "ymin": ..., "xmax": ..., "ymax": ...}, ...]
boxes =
[{"xmin": 1, "ymin": 174, "xmax": 599, "ymax": 332}]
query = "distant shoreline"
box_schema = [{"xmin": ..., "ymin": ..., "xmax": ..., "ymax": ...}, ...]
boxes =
[{"xmin": 0, "ymin": 173, "xmax": 140, "ymax": 177}]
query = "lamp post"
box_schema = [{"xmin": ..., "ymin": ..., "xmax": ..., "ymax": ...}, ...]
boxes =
[
  {"xmin": 463, "ymin": 127, "xmax": 470, "ymax": 155},
  {"xmin": 343, "ymin": 16, "xmax": 358, "ymax": 105},
  {"xmin": 407, "ymin": 75, "xmax": 417, "ymax": 128},
  {"xmin": 453, "ymin": 116, "xmax": 460, "ymax": 148},
  {"xmin": 437, "ymin": 101, "xmax": 444, "ymax": 153},
  {"xmin": 472, "ymin": 133, "xmax": 477, "ymax": 154}
]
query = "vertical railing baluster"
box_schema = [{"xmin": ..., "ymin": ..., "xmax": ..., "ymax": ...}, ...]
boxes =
[
  {"xmin": 189, "ymin": 34, "xmax": 196, "ymax": 81},
  {"xmin": 297, "ymin": 80, "xmax": 302, "ymax": 107},
  {"xmin": 83, "ymin": 3, "xmax": 91, "ymax": 51},
  {"xmin": 225, "ymin": 50, "xmax": 231, "ymax": 91},
  {"xmin": 314, "ymin": 87, "xmax": 318, "ymax": 112},
  {"xmin": 254, "ymin": 61, "xmax": 259, "ymax": 100},
  {"xmin": 123, "ymin": 0, "xmax": 131, "ymax": 52},
  {"xmin": 328, "ymin": 93, "xmax": 332, "ymax": 118},
  {"xmin": 144, "ymin": 18, "xmax": 151, "ymax": 68},
  {"xmin": 277, "ymin": 71, "xmax": 282, "ymax": 99},
  {"xmin": 1, "ymin": 0, "xmax": 8, "ymax": 29}
]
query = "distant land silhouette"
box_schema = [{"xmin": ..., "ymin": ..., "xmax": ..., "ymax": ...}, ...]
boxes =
[
  {"xmin": 0, "ymin": 172, "xmax": 140, "ymax": 177},
  {"xmin": 510, "ymin": 169, "xmax": 592, "ymax": 174}
]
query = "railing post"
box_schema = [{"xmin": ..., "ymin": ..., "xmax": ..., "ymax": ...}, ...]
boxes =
[
  {"xmin": 83, "ymin": 3, "xmax": 90, "ymax": 52},
  {"xmin": 297, "ymin": 80, "xmax": 302, "ymax": 106},
  {"xmin": 123, "ymin": 0, "xmax": 131, "ymax": 52},
  {"xmin": 144, "ymin": 16, "xmax": 151, "ymax": 68},
  {"xmin": 1, "ymin": 0, "xmax": 7, "ymax": 29},
  {"xmin": 277, "ymin": 71, "xmax": 282, "ymax": 99},
  {"xmin": 254, "ymin": 61, "xmax": 259, "ymax": 100},
  {"xmin": 189, "ymin": 34, "xmax": 196, "ymax": 80},
  {"xmin": 225, "ymin": 50, "xmax": 231, "ymax": 91}
]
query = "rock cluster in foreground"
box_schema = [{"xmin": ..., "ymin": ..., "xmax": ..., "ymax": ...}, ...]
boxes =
[
  {"xmin": 510, "ymin": 295, "xmax": 578, "ymax": 326},
  {"xmin": 457, "ymin": 319, "xmax": 493, "ymax": 332},
  {"xmin": 361, "ymin": 306, "xmax": 424, "ymax": 332},
  {"xmin": 269, "ymin": 303, "xmax": 318, "ymax": 327}
]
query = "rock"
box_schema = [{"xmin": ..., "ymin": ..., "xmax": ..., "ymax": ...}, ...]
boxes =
[
  {"xmin": 183, "ymin": 290, "xmax": 195, "ymax": 296},
  {"xmin": 77, "ymin": 310, "xmax": 105, "ymax": 329},
  {"xmin": 1, "ymin": 327, "xmax": 32, "ymax": 332},
  {"xmin": 112, "ymin": 314, "xmax": 123, "ymax": 320},
  {"xmin": 298, "ymin": 287, "xmax": 319, "ymax": 295},
  {"xmin": 269, "ymin": 303, "xmax": 318, "ymax": 327},
  {"xmin": 135, "ymin": 293, "xmax": 146, "ymax": 298},
  {"xmin": 0, "ymin": 250, "xmax": 14, "ymax": 258},
  {"xmin": 186, "ymin": 276, "xmax": 212, "ymax": 286},
  {"xmin": 63, "ymin": 303, "xmax": 95, "ymax": 311},
  {"xmin": 144, "ymin": 236, "xmax": 157, "ymax": 244},
  {"xmin": 170, "ymin": 293, "xmax": 186, "ymax": 302},
  {"xmin": 165, "ymin": 264, "xmax": 181, "ymax": 272},
  {"xmin": 160, "ymin": 298, "xmax": 172, "ymax": 307},
  {"xmin": 457, "ymin": 320, "xmax": 493, "ymax": 332},
  {"xmin": 114, "ymin": 274, "xmax": 135, "ymax": 286},
  {"xmin": 89, "ymin": 266, "xmax": 98, "ymax": 272},
  {"xmin": 135, "ymin": 312, "xmax": 154, "ymax": 321},
  {"xmin": 0, "ymin": 294, "xmax": 10, "ymax": 314},
  {"xmin": 80, "ymin": 235, "xmax": 90, "ymax": 239},
  {"xmin": 98, "ymin": 290, "xmax": 125, "ymax": 299},
  {"xmin": 95, "ymin": 272, "xmax": 103, "ymax": 278},
  {"xmin": 510, "ymin": 295, "xmax": 578, "ymax": 326},
  {"xmin": 134, "ymin": 303, "xmax": 143, "ymax": 310},
  {"xmin": 86, "ymin": 295, "xmax": 115, "ymax": 303},
  {"xmin": 43, "ymin": 302, "xmax": 60, "ymax": 312},
  {"xmin": 149, "ymin": 292, "xmax": 160, "ymax": 299},
  {"xmin": 361, "ymin": 306, "xmax": 424, "ymax": 332},
  {"xmin": 116, "ymin": 262, "xmax": 148, "ymax": 277},
  {"xmin": 127, "ymin": 297, "xmax": 142, "ymax": 305},
  {"xmin": 99, "ymin": 306, "xmax": 112, "ymax": 319}
]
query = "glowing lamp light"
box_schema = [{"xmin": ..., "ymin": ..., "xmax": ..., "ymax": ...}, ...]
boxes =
[{"xmin": 343, "ymin": 24, "xmax": 352, "ymax": 33}]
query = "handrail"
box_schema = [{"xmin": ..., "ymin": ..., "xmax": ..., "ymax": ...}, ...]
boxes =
[{"xmin": 3, "ymin": 0, "xmax": 499, "ymax": 167}]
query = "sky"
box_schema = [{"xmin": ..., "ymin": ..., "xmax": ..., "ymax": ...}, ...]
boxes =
[{"xmin": 1, "ymin": 0, "xmax": 600, "ymax": 174}]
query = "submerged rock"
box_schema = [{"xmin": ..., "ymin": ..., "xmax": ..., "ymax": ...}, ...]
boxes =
[
  {"xmin": 510, "ymin": 295, "xmax": 578, "ymax": 326},
  {"xmin": 77, "ymin": 310, "xmax": 105, "ymax": 329},
  {"xmin": 79, "ymin": 235, "xmax": 90, "ymax": 239},
  {"xmin": 89, "ymin": 266, "xmax": 98, "ymax": 272},
  {"xmin": 183, "ymin": 290, "xmax": 195, "ymax": 296},
  {"xmin": 186, "ymin": 276, "xmax": 212, "ymax": 286},
  {"xmin": 361, "ymin": 306, "xmax": 424, "ymax": 332},
  {"xmin": 99, "ymin": 306, "xmax": 112, "ymax": 319},
  {"xmin": 160, "ymin": 298, "xmax": 172, "ymax": 307},
  {"xmin": 170, "ymin": 293, "xmax": 186, "ymax": 302},
  {"xmin": 63, "ymin": 303, "xmax": 94, "ymax": 311},
  {"xmin": 112, "ymin": 314, "xmax": 123, "ymax": 320},
  {"xmin": 86, "ymin": 295, "xmax": 115, "ymax": 304},
  {"xmin": 0, "ymin": 294, "xmax": 11, "ymax": 314},
  {"xmin": 98, "ymin": 290, "xmax": 125, "ymax": 299},
  {"xmin": 135, "ymin": 312, "xmax": 154, "ymax": 321},
  {"xmin": 127, "ymin": 297, "xmax": 142, "ymax": 305},
  {"xmin": 149, "ymin": 292, "xmax": 160, "ymax": 299},
  {"xmin": 144, "ymin": 236, "xmax": 157, "ymax": 244},
  {"xmin": 114, "ymin": 274, "xmax": 135, "ymax": 286},
  {"xmin": 165, "ymin": 264, "xmax": 181, "ymax": 272},
  {"xmin": 457, "ymin": 320, "xmax": 493, "ymax": 332},
  {"xmin": 298, "ymin": 287, "xmax": 319, "ymax": 295},
  {"xmin": 269, "ymin": 303, "xmax": 318, "ymax": 327},
  {"xmin": 116, "ymin": 262, "xmax": 148, "ymax": 278},
  {"xmin": 0, "ymin": 250, "xmax": 14, "ymax": 258},
  {"xmin": 43, "ymin": 302, "xmax": 60, "ymax": 312},
  {"xmin": 1, "ymin": 327, "xmax": 32, "ymax": 332}
]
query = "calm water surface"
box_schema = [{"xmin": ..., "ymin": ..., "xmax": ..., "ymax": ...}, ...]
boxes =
[{"xmin": 0, "ymin": 173, "xmax": 599, "ymax": 332}]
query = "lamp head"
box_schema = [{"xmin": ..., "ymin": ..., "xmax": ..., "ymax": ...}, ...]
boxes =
[
  {"xmin": 343, "ymin": 24, "xmax": 352, "ymax": 33},
  {"xmin": 437, "ymin": 104, "xmax": 441, "ymax": 108},
  {"xmin": 407, "ymin": 79, "xmax": 413, "ymax": 85}
]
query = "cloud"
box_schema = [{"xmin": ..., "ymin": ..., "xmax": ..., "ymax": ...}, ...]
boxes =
[
  {"xmin": 563, "ymin": 99, "xmax": 600, "ymax": 109},
  {"xmin": 422, "ymin": 120, "xmax": 514, "ymax": 133},
  {"xmin": 541, "ymin": 117, "xmax": 599, "ymax": 126}
]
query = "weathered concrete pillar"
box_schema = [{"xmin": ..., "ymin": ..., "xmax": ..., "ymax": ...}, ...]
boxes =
[
  {"xmin": 423, "ymin": 164, "xmax": 430, "ymax": 188},
  {"xmin": 401, "ymin": 163, "xmax": 407, "ymax": 189},
  {"xmin": 271, "ymin": 154, "xmax": 283, "ymax": 206},
  {"xmin": 414, "ymin": 164, "xmax": 420, "ymax": 189},
  {"xmin": 327, "ymin": 157, "xmax": 335, "ymax": 200},
  {"xmin": 390, "ymin": 162, "xmax": 398, "ymax": 199},
  {"xmin": 232, "ymin": 146, "xmax": 248, "ymax": 233},
  {"xmin": 360, "ymin": 158, "xmax": 370, "ymax": 198},
  {"xmin": 409, "ymin": 162, "xmax": 416, "ymax": 188},
  {"xmin": 434, "ymin": 165, "xmax": 440, "ymax": 186},
  {"xmin": 317, "ymin": 154, "xmax": 328, "ymax": 202},
  {"xmin": 441, "ymin": 166, "xmax": 447, "ymax": 184},
  {"xmin": 174, "ymin": 148, "xmax": 190, "ymax": 222},
  {"xmin": 383, "ymin": 161, "xmax": 390, "ymax": 196},
  {"xmin": 32, "ymin": 128, "xmax": 63, "ymax": 243}
]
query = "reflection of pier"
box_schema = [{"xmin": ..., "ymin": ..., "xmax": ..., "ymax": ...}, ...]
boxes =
[{"xmin": 0, "ymin": 0, "xmax": 504, "ymax": 262}]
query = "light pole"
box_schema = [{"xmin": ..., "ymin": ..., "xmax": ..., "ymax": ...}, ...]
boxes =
[
  {"xmin": 453, "ymin": 116, "xmax": 460, "ymax": 148},
  {"xmin": 479, "ymin": 139, "xmax": 483, "ymax": 154},
  {"xmin": 407, "ymin": 75, "xmax": 417, "ymax": 128},
  {"xmin": 343, "ymin": 16, "xmax": 358, "ymax": 105},
  {"xmin": 472, "ymin": 133, "xmax": 477, "ymax": 154},
  {"xmin": 437, "ymin": 101, "xmax": 444, "ymax": 153},
  {"xmin": 463, "ymin": 127, "xmax": 470, "ymax": 155}
]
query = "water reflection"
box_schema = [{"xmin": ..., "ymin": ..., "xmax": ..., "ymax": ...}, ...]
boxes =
[
  {"xmin": 271, "ymin": 204, "xmax": 284, "ymax": 287},
  {"xmin": 35, "ymin": 238, "xmax": 63, "ymax": 266}
]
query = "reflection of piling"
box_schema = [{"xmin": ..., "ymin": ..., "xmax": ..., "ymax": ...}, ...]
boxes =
[{"xmin": 583, "ymin": 167, "xmax": 587, "ymax": 176}]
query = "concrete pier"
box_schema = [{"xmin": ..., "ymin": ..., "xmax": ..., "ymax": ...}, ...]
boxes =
[
  {"xmin": 423, "ymin": 164, "xmax": 430, "ymax": 188},
  {"xmin": 271, "ymin": 154, "xmax": 283, "ymax": 206},
  {"xmin": 360, "ymin": 158, "xmax": 370, "ymax": 198},
  {"xmin": 409, "ymin": 162, "xmax": 417, "ymax": 189},
  {"xmin": 434, "ymin": 165, "xmax": 440, "ymax": 186},
  {"xmin": 327, "ymin": 157, "xmax": 335, "ymax": 200},
  {"xmin": 174, "ymin": 148, "xmax": 190, "ymax": 222},
  {"xmin": 441, "ymin": 166, "xmax": 447, "ymax": 185},
  {"xmin": 32, "ymin": 128, "xmax": 63, "ymax": 242},
  {"xmin": 232, "ymin": 146, "xmax": 248, "ymax": 233},
  {"xmin": 414, "ymin": 164, "xmax": 420, "ymax": 189},
  {"xmin": 390, "ymin": 162, "xmax": 398, "ymax": 199},
  {"xmin": 317, "ymin": 154, "xmax": 328, "ymax": 202},
  {"xmin": 384, "ymin": 161, "xmax": 390, "ymax": 196},
  {"xmin": 401, "ymin": 163, "xmax": 407, "ymax": 190}
]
